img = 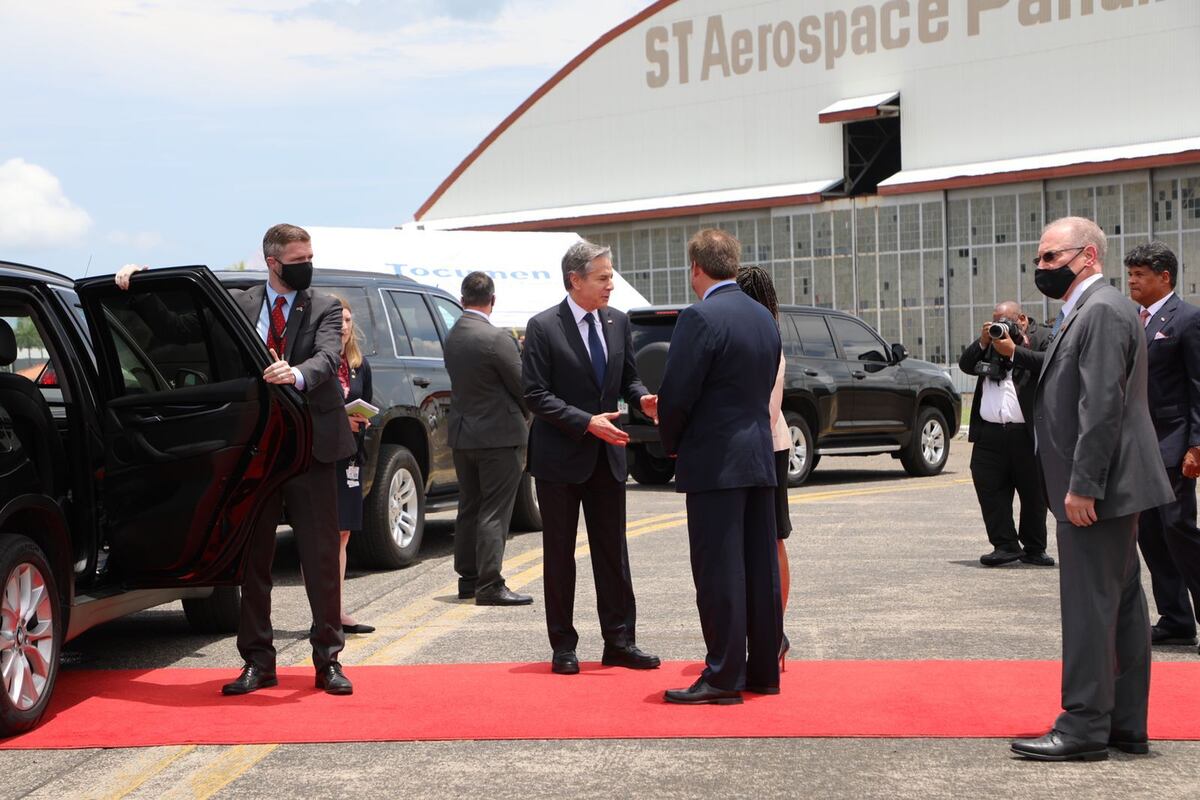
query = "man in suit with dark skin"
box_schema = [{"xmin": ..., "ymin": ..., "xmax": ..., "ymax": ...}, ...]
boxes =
[
  {"xmin": 1126, "ymin": 241, "xmax": 1200, "ymax": 652},
  {"xmin": 1009, "ymin": 217, "xmax": 1173, "ymax": 761},
  {"xmin": 959, "ymin": 301, "xmax": 1053, "ymax": 567},
  {"xmin": 522, "ymin": 240, "xmax": 661, "ymax": 675},
  {"xmin": 116, "ymin": 223, "xmax": 355, "ymax": 695},
  {"xmin": 444, "ymin": 271, "xmax": 532, "ymax": 607},
  {"xmin": 658, "ymin": 229, "xmax": 783, "ymax": 705}
]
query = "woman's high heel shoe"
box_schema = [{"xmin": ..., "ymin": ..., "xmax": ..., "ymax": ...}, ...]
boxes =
[{"xmin": 779, "ymin": 633, "xmax": 791, "ymax": 673}]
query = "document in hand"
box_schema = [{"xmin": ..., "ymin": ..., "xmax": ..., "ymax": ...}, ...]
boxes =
[{"xmin": 345, "ymin": 398, "xmax": 381, "ymax": 419}]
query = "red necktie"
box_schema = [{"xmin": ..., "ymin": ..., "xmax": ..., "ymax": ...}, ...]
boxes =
[
  {"xmin": 268, "ymin": 296, "xmax": 288, "ymax": 356},
  {"xmin": 1139, "ymin": 308, "xmax": 1151, "ymax": 328}
]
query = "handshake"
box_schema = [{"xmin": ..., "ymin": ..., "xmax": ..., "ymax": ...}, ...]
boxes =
[{"xmin": 587, "ymin": 395, "xmax": 658, "ymax": 446}]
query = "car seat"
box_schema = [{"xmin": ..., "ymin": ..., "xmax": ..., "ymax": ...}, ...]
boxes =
[{"xmin": 0, "ymin": 319, "xmax": 65, "ymax": 497}]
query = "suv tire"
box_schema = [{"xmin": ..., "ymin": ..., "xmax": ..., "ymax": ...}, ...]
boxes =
[
  {"xmin": 629, "ymin": 444, "xmax": 675, "ymax": 485},
  {"xmin": 182, "ymin": 586, "xmax": 241, "ymax": 634},
  {"xmin": 355, "ymin": 444, "xmax": 426, "ymax": 569},
  {"xmin": 901, "ymin": 406, "xmax": 950, "ymax": 476},
  {"xmin": 0, "ymin": 535, "xmax": 61, "ymax": 737},
  {"xmin": 510, "ymin": 473, "xmax": 542, "ymax": 532},
  {"xmin": 784, "ymin": 411, "xmax": 815, "ymax": 487}
]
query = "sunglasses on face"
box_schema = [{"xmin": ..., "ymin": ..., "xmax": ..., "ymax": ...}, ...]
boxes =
[{"xmin": 1031, "ymin": 246, "xmax": 1085, "ymax": 268}]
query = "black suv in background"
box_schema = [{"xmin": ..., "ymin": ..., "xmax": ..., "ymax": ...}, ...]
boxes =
[
  {"xmin": 624, "ymin": 304, "xmax": 961, "ymax": 486},
  {"xmin": 1, "ymin": 262, "xmax": 314, "ymax": 735},
  {"xmin": 215, "ymin": 270, "xmax": 541, "ymax": 569}
]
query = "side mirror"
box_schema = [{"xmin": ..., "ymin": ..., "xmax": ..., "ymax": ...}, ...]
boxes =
[{"xmin": 890, "ymin": 343, "xmax": 908, "ymax": 363}]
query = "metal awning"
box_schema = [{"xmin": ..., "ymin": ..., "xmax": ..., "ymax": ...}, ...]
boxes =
[{"xmin": 818, "ymin": 91, "xmax": 900, "ymax": 124}]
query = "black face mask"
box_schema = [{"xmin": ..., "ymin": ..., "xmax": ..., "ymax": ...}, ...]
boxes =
[{"xmin": 278, "ymin": 260, "xmax": 313, "ymax": 292}]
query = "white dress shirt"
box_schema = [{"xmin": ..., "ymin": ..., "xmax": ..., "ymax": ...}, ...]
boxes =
[
  {"xmin": 256, "ymin": 283, "xmax": 305, "ymax": 390},
  {"xmin": 979, "ymin": 371, "xmax": 1024, "ymax": 424},
  {"xmin": 1140, "ymin": 291, "xmax": 1174, "ymax": 327},
  {"xmin": 463, "ymin": 308, "xmax": 492, "ymax": 324},
  {"xmin": 565, "ymin": 294, "xmax": 607, "ymax": 362},
  {"xmin": 703, "ymin": 279, "xmax": 738, "ymax": 300},
  {"xmin": 1059, "ymin": 272, "xmax": 1105, "ymax": 321}
]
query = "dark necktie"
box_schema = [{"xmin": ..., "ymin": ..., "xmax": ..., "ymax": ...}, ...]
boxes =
[
  {"xmin": 268, "ymin": 295, "xmax": 288, "ymax": 356},
  {"xmin": 1050, "ymin": 309, "xmax": 1066, "ymax": 338},
  {"xmin": 582, "ymin": 312, "xmax": 606, "ymax": 387}
]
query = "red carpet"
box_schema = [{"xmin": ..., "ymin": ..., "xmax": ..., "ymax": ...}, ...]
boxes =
[{"xmin": 3, "ymin": 660, "xmax": 1199, "ymax": 749}]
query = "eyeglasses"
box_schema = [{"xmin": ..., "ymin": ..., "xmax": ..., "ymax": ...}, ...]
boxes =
[{"xmin": 1031, "ymin": 246, "xmax": 1085, "ymax": 268}]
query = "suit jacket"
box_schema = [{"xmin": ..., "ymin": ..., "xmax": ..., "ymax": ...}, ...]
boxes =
[
  {"xmin": 445, "ymin": 312, "xmax": 528, "ymax": 450},
  {"xmin": 1142, "ymin": 294, "xmax": 1200, "ymax": 468},
  {"xmin": 658, "ymin": 284, "xmax": 782, "ymax": 494},
  {"xmin": 1033, "ymin": 280, "xmax": 1173, "ymax": 520},
  {"xmin": 958, "ymin": 328, "xmax": 1047, "ymax": 442},
  {"xmin": 522, "ymin": 299, "xmax": 648, "ymax": 484},
  {"xmin": 235, "ymin": 286, "xmax": 355, "ymax": 465}
]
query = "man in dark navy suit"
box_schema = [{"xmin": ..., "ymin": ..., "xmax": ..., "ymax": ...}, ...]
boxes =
[
  {"xmin": 522, "ymin": 240, "xmax": 662, "ymax": 675},
  {"xmin": 1127, "ymin": 241, "xmax": 1200, "ymax": 654},
  {"xmin": 658, "ymin": 229, "xmax": 783, "ymax": 705}
]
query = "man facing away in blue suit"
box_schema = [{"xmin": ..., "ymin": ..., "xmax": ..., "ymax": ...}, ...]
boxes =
[{"xmin": 658, "ymin": 229, "xmax": 784, "ymax": 705}]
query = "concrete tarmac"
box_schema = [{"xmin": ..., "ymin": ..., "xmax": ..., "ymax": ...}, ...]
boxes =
[{"xmin": 4, "ymin": 444, "xmax": 1198, "ymax": 799}]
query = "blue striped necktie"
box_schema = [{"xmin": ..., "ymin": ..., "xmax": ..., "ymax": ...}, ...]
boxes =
[{"xmin": 1050, "ymin": 309, "xmax": 1066, "ymax": 337}]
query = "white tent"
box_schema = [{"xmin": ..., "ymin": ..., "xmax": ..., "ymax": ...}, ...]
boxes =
[{"xmin": 293, "ymin": 226, "xmax": 649, "ymax": 330}]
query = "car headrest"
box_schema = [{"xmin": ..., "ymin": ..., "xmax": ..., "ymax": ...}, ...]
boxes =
[{"xmin": 0, "ymin": 319, "xmax": 15, "ymax": 367}]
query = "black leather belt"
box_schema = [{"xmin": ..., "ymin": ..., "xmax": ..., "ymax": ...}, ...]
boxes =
[{"xmin": 979, "ymin": 419, "xmax": 1026, "ymax": 429}]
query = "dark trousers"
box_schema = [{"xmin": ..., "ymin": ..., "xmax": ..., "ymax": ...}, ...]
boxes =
[
  {"xmin": 1138, "ymin": 466, "xmax": 1200, "ymax": 633},
  {"xmin": 1055, "ymin": 513, "xmax": 1151, "ymax": 744},
  {"xmin": 970, "ymin": 422, "xmax": 1047, "ymax": 553},
  {"xmin": 237, "ymin": 459, "xmax": 344, "ymax": 672},
  {"xmin": 686, "ymin": 486, "xmax": 782, "ymax": 692},
  {"xmin": 453, "ymin": 446, "xmax": 524, "ymax": 595},
  {"xmin": 536, "ymin": 449, "xmax": 636, "ymax": 654}
]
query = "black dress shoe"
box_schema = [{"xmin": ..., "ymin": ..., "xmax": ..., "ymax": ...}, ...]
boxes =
[
  {"xmin": 664, "ymin": 678, "xmax": 743, "ymax": 705},
  {"xmin": 1108, "ymin": 730, "xmax": 1150, "ymax": 754},
  {"xmin": 315, "ymin": 662, "xmax": 353, "ymax": 695},
  {"xmin": 1010, "ymin": 730, "xmax": 1108, "ymax": 761},
  {"xmin": 601, "ymin": 644, "xmax": 661, "ymax": 670},
  {"xmin": 457, "ymin": 580, "xmax": 476, "ymax": 600},
  {"xmin": 342, "ymin": 623, "xmax": 376, "ymax": 634},
  {"xmin": 1020, "ymin": 551, "xmax": 1056, "ymax": 566},
  {"xmin": 1150, "ymin": 623, "xmax": 1197, "ymax": 646},
  {"xmin": 980, "ymin": 548, "xmax": 1023, "ymax": 567},
  {"xmin": 475, "ymin": 586, "xmax": 533, "ymax": 606},
  {"xmin": 221, "ymin": 664, "xmax": 278, "ymax": 696},
  {"xmin": 552, "ymin": 650, "xmax": 580, "ymax": 675}
]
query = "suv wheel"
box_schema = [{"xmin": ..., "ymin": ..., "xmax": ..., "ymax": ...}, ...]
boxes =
[
  {"xmin": 901, "ymin": 406, "xmax": 950, "ymax": 476},
  {"xmin": 784, "ymin": 411, "xmax": 815, "ymax": 487},
  {"xmin": 182, "ymin": 586, "xmax": 241, "ymax": 634},
  {"xmin": 356, "ymin": 444, "xmax": 426, "ymax": 569},
  {"xmin": 0, "ymin": 536, "xmax": 61, "ymax": 737},
  {"xmin": 510, "ymin": 473, "xmax": 542, "ymax": 532},
  {"xmin": 628, "ymin": 444, "xmax": 675, "ymax": 485}
]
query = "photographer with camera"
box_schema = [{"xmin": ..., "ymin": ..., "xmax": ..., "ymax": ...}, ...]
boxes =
[{"xmin": 959, "ymin": 301, "xmax": 1053, "ymax": 567}]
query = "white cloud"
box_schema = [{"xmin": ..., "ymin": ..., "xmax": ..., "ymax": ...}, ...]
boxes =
[
  {"xmin": 0, "ymin": 159, "xmax": 93, "ymax": 249},
  {"xmin": 106, "ymin": 230, "xmax": 165, "ymax": 250},
  {"xmin": 1, "ymin": 1, "xmax": 652, "ymax": 101}
]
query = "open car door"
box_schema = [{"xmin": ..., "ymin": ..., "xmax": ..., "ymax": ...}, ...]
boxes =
[{"xmin": 74, "ymin": 267, "xmax": 311, "ymax": 587}]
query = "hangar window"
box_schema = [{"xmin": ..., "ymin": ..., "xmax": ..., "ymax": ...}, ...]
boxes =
[{"xmin": 819, "ymin": 91, "xmax": 901, "ymax": 198}]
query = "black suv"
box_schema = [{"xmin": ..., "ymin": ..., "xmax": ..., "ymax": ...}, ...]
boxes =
[
  {"xmin": 215, "ymin": 270, "xmax": 541, "ymax": 569},
  {"xmin": 0, "ymin": 262, "xmax": 318, "ymax": 735},
  {"xmin": 624, "ymin": 304, "xmax": 961, "ymax": 486}
]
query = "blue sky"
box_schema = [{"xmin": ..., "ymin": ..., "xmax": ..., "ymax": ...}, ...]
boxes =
[{"xmin": 0, "ymin": 0, "xmax": 648, "ymax": 277}]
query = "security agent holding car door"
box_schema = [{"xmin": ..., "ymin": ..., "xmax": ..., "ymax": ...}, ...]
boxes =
[
  {"xmin": 115, "ymin": 223, "xmax": 356, "ymax": 696},
  {"xmin": 1126, "ymin": 241, "xmax": 1200, "ymax": 652},
  {"xmin": 958, "ymin": 301, "xmax": 1052, "ymax": 568}
]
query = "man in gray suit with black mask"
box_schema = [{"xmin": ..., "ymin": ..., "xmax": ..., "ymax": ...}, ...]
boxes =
[
  {"xmin": 1007, "ymin": 217, "xmax": 1173, "ymax": 762},
  {"xmin": 445, "ymin": 271, "xmax": 532, "ymax": 606}
]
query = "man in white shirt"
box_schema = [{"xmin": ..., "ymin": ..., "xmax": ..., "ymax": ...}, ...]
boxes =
[{"xmin": 959, "ymin": 301, "xmax": 1052, "ymax": 567}]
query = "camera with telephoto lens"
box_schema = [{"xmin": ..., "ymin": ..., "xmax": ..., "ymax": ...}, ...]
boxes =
[
  {"xmin": 974, "ymin": 318, "xmax": 1021, "ymax": 381},
  {"xmin": 987, "ymin": 318, "xmax": 1022, "ymax": 343}
]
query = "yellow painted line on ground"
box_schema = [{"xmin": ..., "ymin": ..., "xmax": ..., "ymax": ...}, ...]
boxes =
[
  {"xmin": 102, "ymin": 745, "xmax": 196, "ymax": 800},
  {"xmin": 155, "ymin": 744, "xmax": 277, "ymax": 800},
  {"xmin": 790, "ymin": 477, "xmax": 971, "ymax": 504}
]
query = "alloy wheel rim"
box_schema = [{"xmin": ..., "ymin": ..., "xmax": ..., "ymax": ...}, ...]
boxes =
[
  {"xmin": 788, "ymin": 426, "xmax": 808, "ymax": 479},
  {"xmin": 387, "ymin": 467, "xmax": 419, "ymax": 548},
  {"xmin": 0, "ymin": 562, "xmax": 55, "ymax": 711},
  {"xmin": 921, "ymin": 419, "xmax": 946, "ymax": 465}
]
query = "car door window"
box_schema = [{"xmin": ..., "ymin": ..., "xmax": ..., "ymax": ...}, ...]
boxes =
[
  {"xmin": 779, "ymin": 314, "xmax": 805, "ymax": 360},
  {"xmin": 320, "ymin": 286, "xmax": 376, "ymax": 355},
  {"xmin": 829, "ymin": 317, "xmax": 889, "ymax": 363},
  {"xmin": 793, "ymin": 314, "xmax": 839, "ymax": 359},
  {"xmin": 92, "ymin": 288, "xmax": 256, "ymax": 395},
  {"xmin": 431, "ymin": 296, "xmax": 463, "ymax": 333},
  {"xmin": 387, "ymin": 291, "xmax": 443, "ymax": 358}
]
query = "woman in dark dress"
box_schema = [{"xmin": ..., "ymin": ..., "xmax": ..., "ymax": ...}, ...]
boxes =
[{"xmin": 334, "ymin": 298, "xmax": 374, "ymax": 634}]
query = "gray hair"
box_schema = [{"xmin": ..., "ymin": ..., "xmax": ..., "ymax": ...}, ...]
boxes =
[
  {"xmin": 561, "ymin": 240, "xmax": 612, "ymax": 290},
  {"xmin": 1044, "ymin": 216, "xmax": 1107, "ymax": 265}
]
